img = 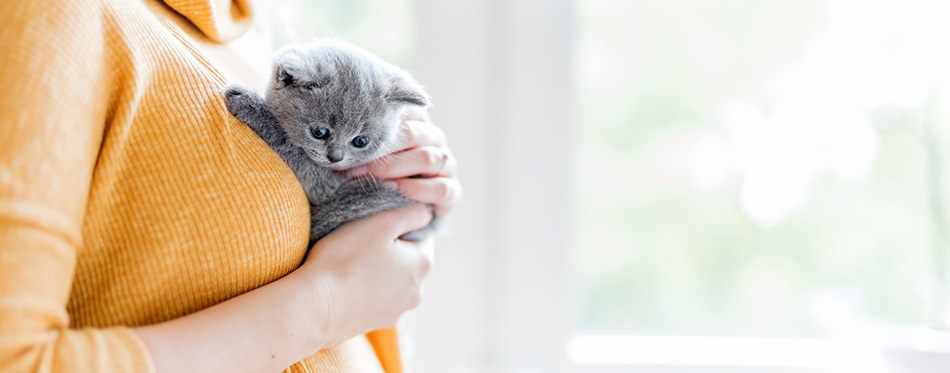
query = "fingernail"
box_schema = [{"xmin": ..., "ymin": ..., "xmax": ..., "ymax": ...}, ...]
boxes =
[
  {"xmin": 348, "ymin": 166, "xmax": 368, "ymax": 179},
  {"xmin": 381, "ymin": 181, "xmax": 399, "ymax": 190}
]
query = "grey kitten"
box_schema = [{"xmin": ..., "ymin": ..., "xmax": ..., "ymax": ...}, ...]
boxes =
[{"xmin": 223, "ymin": 40, "xmax": 435, "ymax": 246}]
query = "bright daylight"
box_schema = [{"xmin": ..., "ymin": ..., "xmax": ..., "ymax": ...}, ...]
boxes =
[{"xmin": 2, "ymin": 0, "xmax": 950, "ymax": 372}]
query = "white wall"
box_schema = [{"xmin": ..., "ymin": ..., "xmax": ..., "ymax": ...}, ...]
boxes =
[
  {"xmin": 404, "ymin": 1, "xmax": 576, "ymax": 372},
  {"xmin": 402, "ymin": 0, "xmax": 495, "ymax": 371}
]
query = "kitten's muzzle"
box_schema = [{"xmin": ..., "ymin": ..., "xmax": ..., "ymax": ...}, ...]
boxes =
[
  {"xmin": 326, "ymin": 147, "xmax": 346, "ymax": 164},
  {"xmin": 327, "ymin": 154, "xmax": 344, "ymax": 164}
]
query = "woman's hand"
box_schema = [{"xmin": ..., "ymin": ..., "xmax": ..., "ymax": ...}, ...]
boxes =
[
  {"xmin": 298, "ymin": 204, "xmax": 435, "ymax": 347},
  {"xmin": 295, "ymin": 107, "xmax": 458, "ymax": 348},
  {"xmin": 344, "ymin": 107, "xmax": 462, "ymax": 217}
]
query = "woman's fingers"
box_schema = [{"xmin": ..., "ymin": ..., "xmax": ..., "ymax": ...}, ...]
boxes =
[
  {"xmin": 332, "ymin": 107, "xmax": 462, "ymax": 218},
  {"xmin": 348, "ymin": 146, "xmax": 456, "ymax": 179},
  {"xmin": 392, "ymin": 177, "xmax": 462, "ymax": 216},
  {"xmin": 398, "ymin": 119, "xmax": 447, "ymax": 149},
  {"xmin": 398, "ymin": 238, "xmax": 434, "ymax": 311},
  {"xmin": 376, "ymin": 204, "xmax": 434, "ymax": 238},
  {"xmin": 335, "ymin": 204, "xmax": 433, "ymax": 240}
]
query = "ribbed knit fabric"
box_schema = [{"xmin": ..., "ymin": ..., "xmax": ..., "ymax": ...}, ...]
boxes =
[{"xmin": 0, "ymin": 0, "xmax": 400, "ymax": 372}]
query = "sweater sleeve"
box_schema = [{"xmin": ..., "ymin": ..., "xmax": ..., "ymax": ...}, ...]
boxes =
[{"xmin": 0, "ymin": 1, "xmax": 154, "ymax": 372}]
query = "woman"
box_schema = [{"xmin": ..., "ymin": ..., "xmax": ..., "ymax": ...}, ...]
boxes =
[{"xmin": 0, "ymin": 0, "xmax": 461, "ymax": 372}]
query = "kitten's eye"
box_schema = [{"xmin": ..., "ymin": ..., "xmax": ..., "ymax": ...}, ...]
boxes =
[
  {"xmin": 310, "ymin": 127, "xmax": 330, "ymax": 140},
  {"xmin": 351, "ymin": 136, "xmax": 369, "ymax": 148}
]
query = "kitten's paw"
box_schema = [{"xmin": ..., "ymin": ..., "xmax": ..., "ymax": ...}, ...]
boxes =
[
  {"xmin": 223, "ymin": 84, "xmax": 255, "ymax": 118},
  {"xmin": 223, "ymin": 84, "xmax": 250, "ymax": 99}
]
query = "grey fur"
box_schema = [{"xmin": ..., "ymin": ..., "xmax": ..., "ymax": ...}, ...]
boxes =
[{"xmin": 224, "ymin": 39, "xmax": 435, "ymax": 246}]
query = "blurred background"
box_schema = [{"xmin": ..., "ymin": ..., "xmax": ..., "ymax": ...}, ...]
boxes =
[{"xmin": 259, "ymin": 0, "xmax": 950, "ymax": 371}]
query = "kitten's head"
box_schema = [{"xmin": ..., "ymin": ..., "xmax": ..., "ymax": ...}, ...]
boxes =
[{"xmin": 264, "ymin": 40, "xmax": 429, "ymax": 169}]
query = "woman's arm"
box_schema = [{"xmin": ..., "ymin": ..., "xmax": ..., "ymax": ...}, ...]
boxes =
[{"xmin": 134, "ymin": 205, "xmax": 434, "ymax": 373}]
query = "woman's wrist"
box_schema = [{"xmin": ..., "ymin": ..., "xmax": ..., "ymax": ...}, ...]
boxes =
[
  {"xmin": 133, "ymin": 267, "xmax": 337, "ymax": 373},
  {"xmin": 282, "ymin": 266, "xmax": 339, "ymax": 352}
]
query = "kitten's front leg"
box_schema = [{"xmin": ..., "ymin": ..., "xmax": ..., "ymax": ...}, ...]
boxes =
[{"xmin": 223, "ymin": 84, "xmax": 285, "ymax": 147}]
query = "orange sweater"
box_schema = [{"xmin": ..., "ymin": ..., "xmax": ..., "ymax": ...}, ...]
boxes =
[{"xmin": 0, "ymin": 0, "xmax": 400, "ymax": 372}]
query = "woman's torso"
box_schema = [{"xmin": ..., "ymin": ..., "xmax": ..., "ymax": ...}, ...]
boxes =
[{"xmin": 65, "ymin": 1, "xmax": 386, "ymax": 371}]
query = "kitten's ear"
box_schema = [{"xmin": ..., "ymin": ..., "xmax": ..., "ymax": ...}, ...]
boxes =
[
  {"xmin": 274, "ymin": 50, "xmax": 326, "ymax": 88},
  {"xmin": 274, "ymin": 53, "xmax": 331, "ymax": 89},
  {"xmin": 388, "ymin": 74, "xmax": 430, "ymax": 107},
  {"xmin": 275, "ymin": 64, "xmax": 297, "ymax": 87},
  {"xmin": 274, "ymin": 51, "xmax": 304, "ymax": 88}
]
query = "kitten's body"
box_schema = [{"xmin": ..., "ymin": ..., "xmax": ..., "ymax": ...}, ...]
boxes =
[{"xmin": 224, "ymin": 40, "xmax": 434, "ymax": 245}]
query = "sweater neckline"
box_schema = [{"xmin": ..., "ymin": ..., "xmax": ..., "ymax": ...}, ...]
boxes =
[{"xmin": 161, "ymin": 0, "xmax": 253, "ymax": 43}]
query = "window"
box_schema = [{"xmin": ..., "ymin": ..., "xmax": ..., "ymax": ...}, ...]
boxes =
[
  {"xmin": 273, "ymin": 0, "xmax": 950, "ymax": 371},
  {"xmin": 570, "ymin": 0, "xmax": 950, "ymax": 370},
  {"xmin": 574, "ymin": 0, "xmax": 937, "ymax": 337}
]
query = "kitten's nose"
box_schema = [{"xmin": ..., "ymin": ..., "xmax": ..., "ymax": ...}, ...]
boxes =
[{"xmin": 327, "ymin": 154, "xmax": 344, "ymax": 164}]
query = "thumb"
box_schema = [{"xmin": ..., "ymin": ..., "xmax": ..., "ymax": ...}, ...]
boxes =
[{"xmin": 375, "ymin": 204, "xmax": 432, "ymax": 238}]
